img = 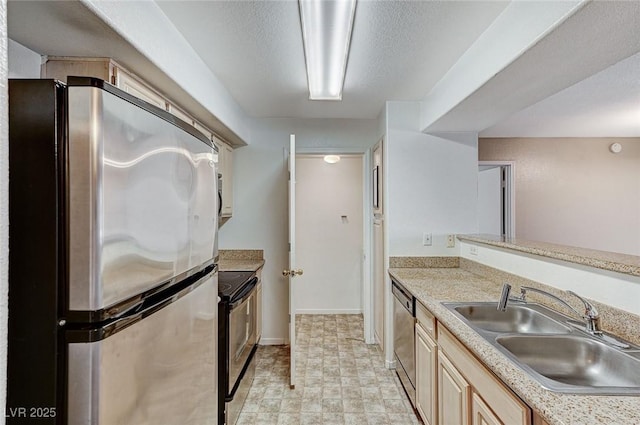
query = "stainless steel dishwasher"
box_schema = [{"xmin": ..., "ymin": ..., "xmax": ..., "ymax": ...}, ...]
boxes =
[{"xmin": 392, "ymin": 279, "xmax": 416, "ymax": 407}]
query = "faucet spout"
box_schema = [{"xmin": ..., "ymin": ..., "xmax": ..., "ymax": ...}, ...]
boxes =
[{"xmin": 517, "ymin": 286, "xmax": 602, "ymax": 335}]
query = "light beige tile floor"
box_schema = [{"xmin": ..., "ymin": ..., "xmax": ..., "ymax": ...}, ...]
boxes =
[{"xmin": 237, "ymin": 314, "xmax": 421, "ymax": 425}]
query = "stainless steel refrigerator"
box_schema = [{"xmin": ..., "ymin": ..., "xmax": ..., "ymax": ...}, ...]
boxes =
[{"xmin": 7, "ymin": 77, "xmax": 219, "ymax": 425}]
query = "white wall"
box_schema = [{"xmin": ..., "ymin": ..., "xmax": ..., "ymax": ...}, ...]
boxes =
[
  {"xmin": 7, "ymin": 38, "xmax": 39, "ymax": 78},
  {"xmin": 386, "ymin": 102, "xmax": 479, "ymax": 256},
  {"xmin": 1, "ymin": 0, "xmax": 9, "ymax": 416},
  {"xmin": 218, "ymin": 118, "xmax": 378, "ymax": 344},
  {"xmin": 479, "ymin": 137, "xmax": 640, "ymax": 255},
  {"xmin": 478, "ymin": 166, "xmax": 502, "ymax": 235},
  {"xmin": 379, "ymin": 101, "xmax": 480, "ymax": 366},
  {"xmin": 295, "ymin": 156, "xmax": 363, "ymax": 314},
  {"xmin": 460, "ymin": 241, "xmax": 640, "ymax": 315}
]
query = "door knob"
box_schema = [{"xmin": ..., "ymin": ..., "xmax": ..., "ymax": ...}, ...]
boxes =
[{"xmin": 283, "ymin": 269, "xmax": 304, "ymax": 277}]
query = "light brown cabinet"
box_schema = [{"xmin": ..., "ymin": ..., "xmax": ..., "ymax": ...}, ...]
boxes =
[
  {"xmin": 415, "ymin": 302, "xmax": 437, "ymax": 425},
  {"xmin": 193, "ymin": 123, "xmax": 233, "ymax": 219},
  {"xmin": 413, "ymin": 299, "xmax": 532, "ymax": 425},
  {"xmin": 116, "ymin": 70, "xmax": 166, "ymax": 109},
  {"xmin": 472, "ymin": 392, "xmax": 501, "ymax": 425},
  {"xmin": 437, "ymin": 325, "xmax": 531, "ymax": 425},
  {"xmin": 167, "ymin": 103, "xmax": 195, "ymax": 126},
  {"xmin": 212, "ymin": 136, "xmax": 233, "ymax": 218},
  {"xmin": 438, "ymin": 350, "xmax": 471, "ymax": 425},
  {"xmin": 41, "ymin": 57, "xmax": 117, "ymax": 85},
  {"xmin": 42, "ymin": 57, "xmax": 167, "ymax": 109}
]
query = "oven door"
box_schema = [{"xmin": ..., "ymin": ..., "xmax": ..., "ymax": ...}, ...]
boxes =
[{"xmin": 227, "ymin": 285, "xmax": 257, "ymax": 397}]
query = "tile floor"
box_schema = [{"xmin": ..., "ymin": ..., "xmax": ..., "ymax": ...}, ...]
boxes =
[{"xmin": 237, "ymin": 314, "xmax": 421, "ymax": 425}]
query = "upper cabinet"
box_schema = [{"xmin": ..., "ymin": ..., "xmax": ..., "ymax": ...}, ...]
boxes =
[
  {"xmin": 43, "ymin": 56, "xmax": 236, "ymax": 220},
  {"xmin": 167, "ymin": 103, "xmax": 195, "ymax": 127},
  {"xmin": 213, "ymin": 136, "xmax": 234, "ymax": 218},
  {"xmin": 115, "ymin": 70, "xmax": 166, "ymax": 110}
]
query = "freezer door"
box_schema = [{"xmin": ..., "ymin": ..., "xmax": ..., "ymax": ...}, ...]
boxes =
[
  {"xmin": 67, "ymin": 272, "xmax": 217, "ymax": 425},
  {"xmin": 67, "ymin": 85, "xmax": 218, "ymax": 312}
]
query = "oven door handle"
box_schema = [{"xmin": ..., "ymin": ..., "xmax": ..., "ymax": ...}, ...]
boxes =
[{"xmin": 229, "ymin": 277, "xmax": 259, "ymax": 309}]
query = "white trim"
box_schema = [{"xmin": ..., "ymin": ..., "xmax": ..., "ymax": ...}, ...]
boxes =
[
  {"xmin": 259, "ymin": 338, "xmax": 287, "ymax": 346},
  {"xmin": 296, "ymin": 309, "xmax": 363, "ymax": 315},
  {"xmin": 362, "ymin": 149, "xmax": 374, "ymax": 345},
  {"xmin": 478, "ymin": 160, "xmax": 516, "ymax": 238}
]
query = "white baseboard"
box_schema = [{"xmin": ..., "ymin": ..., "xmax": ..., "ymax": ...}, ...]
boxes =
[
  {"xmin": 296, "ymin": 309, "xmax": 363, "ymax": 315},
  {"xmin": 386, "ymin": 359, "xmax": 397, "ymax": 369},
  {"xmin": 259, "ymin": 338, "xmax": 286, "ymax": 346}
]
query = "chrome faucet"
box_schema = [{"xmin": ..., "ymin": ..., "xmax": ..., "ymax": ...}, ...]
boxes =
[{"xmin": 497, "ymin": 283, "xmax": 602, "ymax": 335}]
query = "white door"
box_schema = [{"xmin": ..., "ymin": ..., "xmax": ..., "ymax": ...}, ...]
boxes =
[
  {"xmin": 478, "ymin": 166, "xmax": 502, "ymax": 235},
  {"xmin": 284, "ymin": 134, "xmax": 303, "ymax": 388},
  {"xmin": 295, "ymin": 155, "xmax": 363, "ymax": 314}
]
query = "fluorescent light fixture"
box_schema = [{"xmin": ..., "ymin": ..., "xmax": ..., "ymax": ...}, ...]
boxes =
[
  {"xmin": 324, "ymin": 155, "xmax": 341, "ymax": 164},
  {"xmin": 299, "ymin": 0, "xmax": 357, "ymax": 100}
]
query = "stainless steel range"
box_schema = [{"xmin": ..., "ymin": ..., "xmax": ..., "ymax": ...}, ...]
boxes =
[{"xmin": 218, "ymin": 271, "xmax": 259, "ymax": 425}]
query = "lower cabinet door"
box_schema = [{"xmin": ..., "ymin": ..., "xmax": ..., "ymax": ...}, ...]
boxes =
[
  {"xmin": 471, "ymin": 392, "xmax": 502, "ymax": 425},
  {"xmin": 438, "ymin": 351, "xmax": 470, "ymax": 425},
  {"xmin": 416, "ymin": 323, "xmax": 437, "ymax": 425}
]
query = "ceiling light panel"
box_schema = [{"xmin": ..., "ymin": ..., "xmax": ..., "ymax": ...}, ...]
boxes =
[{"xmin": 299, "ymin": 0, "xmax": 357, "ymax": 100}]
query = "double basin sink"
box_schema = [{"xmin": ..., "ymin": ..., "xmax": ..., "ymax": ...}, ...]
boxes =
[{"xmin": 442, "ymin": 302, "xmax": 640, "ymax": 395}]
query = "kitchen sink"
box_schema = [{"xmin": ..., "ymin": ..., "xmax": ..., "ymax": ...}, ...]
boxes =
[
  {"xmin": 496, "ymin": 335, "xmax": 640, "ymax": 393},
  {"xmin": 452, "ymin": 303, "xmax": 571, "ymax": 334},
  {"xmin": 442, "ymin": 301, "xmax": 640, "ymax": 394}
]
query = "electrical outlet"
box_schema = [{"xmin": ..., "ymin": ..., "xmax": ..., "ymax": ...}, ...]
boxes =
[
  {"xmin": 447, "ymin": 234, "xmax": 455, "ymax": 248},
  {"xmin": 422, "ymin": 232, "xmax": 432, "ymax": 246},
  {"xmin": 469, "ymin": 246, "xmax": 478, "ymax": 256}
]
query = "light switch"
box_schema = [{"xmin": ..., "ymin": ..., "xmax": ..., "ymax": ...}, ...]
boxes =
[{"xmin": 423, "ymin": 233, "xmax": 432, "ymax": 246}]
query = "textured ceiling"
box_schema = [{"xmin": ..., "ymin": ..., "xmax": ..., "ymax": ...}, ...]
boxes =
[
  {"xmin": 7, "ymin": 1, "xmax": 639, "ymax": 136},
  {"xmin": 481, "ymin": 51, "xmax": 640, "ymax": 137},
  {"xmin": 156, "ymin": 0, "xmax": 509, "ymax": 119}
]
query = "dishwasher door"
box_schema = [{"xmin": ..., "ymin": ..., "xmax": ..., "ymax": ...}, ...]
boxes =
[{"xmin": 392, "ymin": 281, "xmax": 416, "ymax": 406}]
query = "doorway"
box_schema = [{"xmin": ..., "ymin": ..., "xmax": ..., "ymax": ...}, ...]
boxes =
[
  {"xmin": 294, "ymin": 154, "xmax": 364, "ymax": 313},
  {"xmin": 478, "ymin": 162, "xmax": 515, "ymax": 238}
]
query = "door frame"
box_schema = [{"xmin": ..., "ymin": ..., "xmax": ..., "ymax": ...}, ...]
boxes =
[
  {"xmin": 295, "ymin": 147, "xmax": 373, "ymax": 344},
  {"xmin": 478, "ymin": 161, "xmax": 516, "ymax": 238}
]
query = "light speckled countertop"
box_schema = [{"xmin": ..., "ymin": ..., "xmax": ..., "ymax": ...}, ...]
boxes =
[
  {"xmin": 389, "ymin": 267, "xmax": 640, "ymax": 425},
  {"xmin": 458, "ymin": 234, "xmax": 640, "ymax": 277},
  {"xmin": 219, "ymin": 249, "xmax": 265, "ymax": 272}
]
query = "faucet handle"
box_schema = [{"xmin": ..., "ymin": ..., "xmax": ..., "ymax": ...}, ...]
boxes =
[
  {"xmin": 497, "ymin": 283, "xmax": 512, "ymax": 311},
  {"xmin": 566, "ymin": 290, "xmax": 601, "ymax": 333}
]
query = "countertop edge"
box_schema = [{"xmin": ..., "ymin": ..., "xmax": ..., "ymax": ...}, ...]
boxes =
[{"xmin": 457, "ymin": 234, "xmax": 640, "ymax": 277}]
